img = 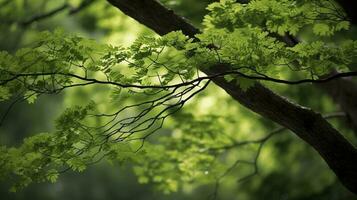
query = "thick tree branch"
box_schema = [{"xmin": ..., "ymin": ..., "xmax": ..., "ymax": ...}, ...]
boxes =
[
  {"xmin": 324, "ymin": 0, "xmax": 357, "ymax": 133},
  {"xmin": 271, "ymin": 11, "xmax": 357, "ymax": 135},
  {"xmin": 107, "ymin": 0, "xmax": 198, "ymax": 38},
  {"xmin": 210, "ymin": 112, "xmax": 347, "ymax": 199},
  {"xmin": 107, "ymin": 0, "xmax": 357, "ymax": 194},
  {"xmin": 318, "ymin": 71, "xmax": 357, "ymax": 134},
  {"xmin": 233, "ymin": 0, "xmax": 357, "ymax": 133}
]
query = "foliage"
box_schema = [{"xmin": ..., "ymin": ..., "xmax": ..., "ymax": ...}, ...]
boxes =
[{"xmin": 0, "ymin": 0, "xmax": 357, "ymax": 199}]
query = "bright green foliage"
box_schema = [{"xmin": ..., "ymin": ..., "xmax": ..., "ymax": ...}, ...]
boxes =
[
  {"xmin": 0, "ymin": 29, "xmax": 201, "ymax": 191},
  {"xmin": 133, "ymin": 113, "xmax": 222, "ymax": 193},
  {"xmin": 1, "ymin": 103, "xmax": 94, "ymax": 191},
  {"xmin": 0, "ymin": 0, "xmax": 357, "ymax": 196},
  {"xmin": 204, "ymin": 0, "xmax": 349, "ymax": 36},
  {"xmin": 200, "ymin": 0, "xmax": 356, "ymax": 86},
  {"xmin": 0, "ymin": 86, "xmax": 11, "ymax": 101}
]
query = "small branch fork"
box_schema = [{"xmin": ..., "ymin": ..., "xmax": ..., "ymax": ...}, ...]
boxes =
[
  {"xmin": 63, "ymin": 80, "xmax": 211, "ymax": 174},
  {"xmin": 0, "ymin": 0, "xmax": 356, "ymax": 193},
  {"xmin": 0, "ymin": 64, "xmax": 213, "ymax": 171},
  {"xmin": 208, "ymin": 112, "xmax": 347, "ymax": 200},
  {"xmin": 0, "ymin": 56, "xmax": 351, "ymax": 186}
]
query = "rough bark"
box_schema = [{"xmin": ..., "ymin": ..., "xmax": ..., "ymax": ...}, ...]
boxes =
[
  {"xmin": 283, "ymin": 36, "xmax": 357, "ymax": 135},
  {"xmin": 319, "ymin": 1, "xmax": 357, "ymax": 133},
  {"xmin": 107, "ymin": 0, "xmax": 357, "ymax": 194},
  {"xmin": 237, "ymin": 0, "xmax": 357, "ymax": 135},
  {"xmin": 318, "ymin": 71, "xmax": 357, "ymax": 134}
]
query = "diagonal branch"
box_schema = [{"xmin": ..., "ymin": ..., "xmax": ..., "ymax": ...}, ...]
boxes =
[
  {"xmin": 107, "ymin": 0, "xmax": 357, "ymax": 194},
  {"xmin": 2, "ymin": 69, "xmax": 357, "ymax": 89},
  {"xmin": 21, "ymin": 0, "xmax": 95, "ymax": 26},
  {"xmin": 21, "ymin": 4, "xmax": 69, "ymax": 26},
  {"xmin": 209, "ymin": 112, "xmax": 347, "ymax": 199}
]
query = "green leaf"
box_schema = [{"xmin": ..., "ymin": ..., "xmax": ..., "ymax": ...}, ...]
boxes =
[
  {"xmin": 313, "ymin": 23, "xmax": 332, "ymax": 36},
  {"xmin": 224, "ymin": 75, "xmax": 235, "ymax": 82},
  {"xmin": 336, "ymin": 21, "xmax": 350, "ymax": 31},
  {"xmin": 237, "ymin": 77, "xmax": 255, "ymax": 91},
  {"xmin": 47, "ymin": 171, "xmax": 59, "ymax": 183},
  {"xmin": 24, "ymin": 91, "xmax": 37, "ymax": 104},
  {"xmin": 0, "ymin": 86, "xmax": 11, "ymax": 101}
]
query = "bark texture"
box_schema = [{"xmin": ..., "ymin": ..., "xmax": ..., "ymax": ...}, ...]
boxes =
[
  {"xmin": 319, "ymin": 72, "xmax": 357, "ymax": 134},
  {"xmin": 107, "ymin": 0, "xmax": 357, "ymax": 194},
  {"xmin": 318, "ymin": 1, "xmax": 357, "ymax": 133}
]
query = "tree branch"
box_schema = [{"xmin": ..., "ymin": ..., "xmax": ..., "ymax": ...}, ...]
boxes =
[
  {"xmin": 209, "ymin": 112, "xmax": 347, "ymax": 199},
  {"xmin": 21, "ymin": 0, "xmax": 95, "ymax": 26},
  {"xmin": 231, "ymin": 0, "xmax": 357, "ymax": 133},
  {"xmin": 107, "ymin": 0, "xmax": 357, "ymax": 194},
  {"xmin": 21, "ymin": 4, "xmax": 69, "ymax": 26},
  {"xmin": 2, "ymin": 69, "xmax": 356, "ymax": 90}
]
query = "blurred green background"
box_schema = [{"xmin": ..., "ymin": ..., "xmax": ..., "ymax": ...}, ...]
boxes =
[{"xmin": 0, "ymin": 0, "xmax": 356, "ymax": 199}]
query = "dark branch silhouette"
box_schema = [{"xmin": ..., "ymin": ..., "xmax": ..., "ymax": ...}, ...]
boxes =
[
  {"xmin": 107, "ymin": 0, "xmax": 357, "ymax": 194},
  {"xmin": 19, "ymin": 0, "xmax": 95, "ymax": 26}
]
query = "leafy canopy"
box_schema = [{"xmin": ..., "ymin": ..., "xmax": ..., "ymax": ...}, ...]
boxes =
[{"xmin": 0, "ymin": 0, "xmax": 356, "ymax": 194}]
